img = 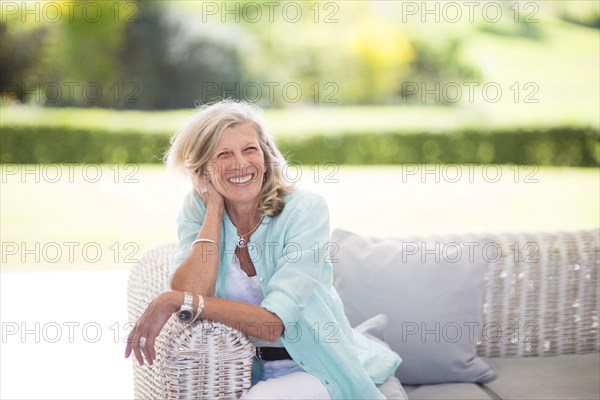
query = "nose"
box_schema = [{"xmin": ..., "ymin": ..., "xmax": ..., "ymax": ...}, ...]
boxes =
[{"xmin": 233, "ymin": 151, "xmax": 250, "ymax": 173}]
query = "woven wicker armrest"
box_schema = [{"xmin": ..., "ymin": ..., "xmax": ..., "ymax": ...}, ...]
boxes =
[
  {"xmin": 127, "ymin": 244, "xmax": 255, "ymax": 400},
  {"xmin": 477, "ymin": 229, "xmax": 599, "ymax": 358}
]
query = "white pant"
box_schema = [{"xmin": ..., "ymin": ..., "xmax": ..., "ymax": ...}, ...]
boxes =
[{"xmin": 240, "ymin": 360, "xmax": 331, "ymax": 400}]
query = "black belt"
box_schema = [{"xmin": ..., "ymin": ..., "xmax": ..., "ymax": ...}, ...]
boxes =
[{"xmin": 255, "ymin": 346, "xmax": 292, "ymax": 361}]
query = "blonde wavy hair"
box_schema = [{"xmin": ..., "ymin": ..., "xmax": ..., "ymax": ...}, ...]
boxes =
[{"xmin": 164, "ymin": 100, "xmax": 294, "ymax": 217}]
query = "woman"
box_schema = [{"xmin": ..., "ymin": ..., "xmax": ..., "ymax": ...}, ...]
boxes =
[{"xmin": 125, "ymin": 100, "xmax": 401, "ymax": 399}]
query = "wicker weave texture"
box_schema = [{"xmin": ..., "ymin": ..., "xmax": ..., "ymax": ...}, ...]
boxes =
[
  {"xmin": 127, "ymin": 244, "xmax": 254, "ymax": 400},
  {"xmin": 477, "ymin": 229, "xmax": 599, "ymax": 357}
]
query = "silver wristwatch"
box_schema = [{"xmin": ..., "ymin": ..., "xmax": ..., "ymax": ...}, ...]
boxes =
[{"xmin": 176, "ymin": 292, "xmax": 194, "ymax": 323}]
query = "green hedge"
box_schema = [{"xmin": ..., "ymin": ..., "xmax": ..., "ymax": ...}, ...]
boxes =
[
  {"xmin": 0, "ymin": 126, "xmax": 170, "ymax": 164},
  {"xmin": 281, "ymin": 127, "xmax": 600, "ymax": 166},
  {"xmin": 1, "ymin": 125, "xmax": 598, "ymax": 166}
]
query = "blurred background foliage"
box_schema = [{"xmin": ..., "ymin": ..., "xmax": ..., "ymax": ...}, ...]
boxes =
[
  {"xmin": 1, "ymin": 0, "xmax": 596, "ymax": 108},
  {"xmin": 0, "ymin": 0, "xmax": 598, "ymax": 165}
]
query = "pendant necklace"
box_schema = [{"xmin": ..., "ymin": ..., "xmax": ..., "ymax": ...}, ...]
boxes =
[{"xmin": 236, "ymin": 215, "xmax": 264, "ymax": 248}]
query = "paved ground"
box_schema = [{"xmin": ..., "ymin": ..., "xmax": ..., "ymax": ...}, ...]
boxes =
[{"xmin": 1, "ymin": 270, "xmax": 134, "ymax": 399}]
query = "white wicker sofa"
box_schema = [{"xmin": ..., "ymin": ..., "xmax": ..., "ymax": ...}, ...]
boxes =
[{"xmin": 128, "ymin": 228, "xmax": 599, "ymax": 399}]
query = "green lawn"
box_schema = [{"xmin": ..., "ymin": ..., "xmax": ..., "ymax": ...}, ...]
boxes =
[{"xmin": 1, "ymin": 164, "xmax": 598, "ymax": 272}]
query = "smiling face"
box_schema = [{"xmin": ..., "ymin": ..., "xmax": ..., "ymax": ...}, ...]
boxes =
[{"xmin": 205, "ymin": 121, "xmax": 266, "ymax": 209}]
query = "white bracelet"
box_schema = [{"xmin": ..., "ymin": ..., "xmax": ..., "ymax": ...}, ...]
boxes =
[
  {"xmin": 190, "ymin": 238, "xmax": 218, "ymax": 250},
  {"xmin": 191, "ymin": 294, "xmax": 205, "ymax": 323}
]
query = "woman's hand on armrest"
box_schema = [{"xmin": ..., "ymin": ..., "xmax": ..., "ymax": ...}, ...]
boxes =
[{"xmin": 125, "ymin": 290, "xmax": 182, "ymax": 366}]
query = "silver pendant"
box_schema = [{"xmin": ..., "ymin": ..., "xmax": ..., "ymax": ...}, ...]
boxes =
[{"xmin": 237, "ymin": 238, "xmax": 247, "ymax": 248}]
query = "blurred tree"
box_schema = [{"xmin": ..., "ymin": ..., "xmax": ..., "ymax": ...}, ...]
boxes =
[
  {"xmin": 41, "ymin": 1, "xmax": 126, "ymax": 107},
  {"xmin": 0, "ymin": 21, "xmax": 47, "ymax": 103},
  {"xmin": 118, "ymin": 1, "xmax": 243, "ymax": 109},
  {"xmin": 553, "ymin": 0, "xmax": 600, "ymax": 29},
  {"xmin": 340, "ymin": 15, "xmax": 414, "ymax": 104},
  {"xmin": 476, "ymin": 1, "xmax": 544, "ymax": 40},
  {"xmin": 400, "ymin": 37, "xmax": 482, "ymax": 104},
  {"xmin": 218, "ymin": 1, "xmax": 416, "ymax": 105},
  {"xmin": 0, "ymin": 0, "xmax": 243, "ymax": 109}
]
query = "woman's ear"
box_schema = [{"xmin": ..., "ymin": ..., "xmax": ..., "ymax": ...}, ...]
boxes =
[
  {"xmin": 197, "ymin": 166, "xmax": 209, "ymax": 181},
  {"xmin": 203, "ymin": 162, "xmax": 220, "ymax": 183}
]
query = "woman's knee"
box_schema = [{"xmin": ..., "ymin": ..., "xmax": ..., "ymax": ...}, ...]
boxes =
[
  {"xmin": 239, "ymin": 372, "xmax": 331, "ymax": 400},
  {"xmin": 239, "ymin": 381, "xmax": 280, "ymax": 400}
]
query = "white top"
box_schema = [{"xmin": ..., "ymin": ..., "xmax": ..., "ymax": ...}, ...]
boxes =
[
  {"xmin": 224, "ymin": 254, "xmax": 300, "ymax": 379},
  {"xmin": 224, "ymin": 254, "xmax": 285, "ymax": 349}
]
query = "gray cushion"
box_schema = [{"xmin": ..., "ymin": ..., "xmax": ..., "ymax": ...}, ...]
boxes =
[
  {"xmin": 355, "ymin": 315, "xmax": 409, "ymax": 400},
  {"xmin": 403, "ymin": 383, "xmax": 496, "ymax": 400},
  {"xmin": 378, "ymin": 376, "xmax": 409, "ymax": 400},
  {"xmin": 332, "ymin": 229, "xmax": 496, "ymax": 385},
  {"xmin": 484, "ymin": 353, "xmax": 600, "ymax": 400}
]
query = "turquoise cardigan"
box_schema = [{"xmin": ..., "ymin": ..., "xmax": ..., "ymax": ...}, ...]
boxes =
[{"xmin": 170, "ymin": 189, "xmax": 401, "ymax": 399}]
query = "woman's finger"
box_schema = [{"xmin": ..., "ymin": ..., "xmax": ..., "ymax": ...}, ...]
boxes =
[
  {"xmin": 124, "ymin": 325, "xmax": 139, "ymax": 358},
  {"xmin": 125, "ymin": 335, "xmax": 133, "ymax": 358},
  {"xmin": 132, "ymin": 333, "xmax": 147, "ymax": 366},
  {"xmin": 127, "ymin": 320, "xmax": 148, "ymax": 365},
  {"xmin": 142, "ymin": 334, "xmax": 157, "ymax": 365},
  {"xmin": 198, "ymin": 175, "xmax": 210, "ymax": 201}
]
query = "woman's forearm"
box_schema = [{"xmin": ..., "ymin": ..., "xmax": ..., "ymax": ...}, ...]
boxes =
[
  {"xmin": 170, "ymin": 204, "xmax": 223, "ymax": 296},
  {"xmin": 202, "ymin": 296, "xmax": 284, "ymax": 341}
]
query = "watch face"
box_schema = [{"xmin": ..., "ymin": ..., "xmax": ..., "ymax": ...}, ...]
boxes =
[{"xmin": 177, "ymin": 309, "xmax": 194, "ymax": 323}]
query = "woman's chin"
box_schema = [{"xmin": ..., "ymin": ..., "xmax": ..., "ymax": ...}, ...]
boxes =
[{"xmin": 223, "ymin": 190, "xmax": 262, "ymax": 208}]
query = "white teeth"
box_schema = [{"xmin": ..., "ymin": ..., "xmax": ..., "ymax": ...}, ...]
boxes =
[{"xmin": 228, "ymin": 174, "xmax": 253, "ymax": 184}]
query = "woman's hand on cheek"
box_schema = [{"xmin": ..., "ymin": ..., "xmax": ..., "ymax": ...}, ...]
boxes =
[{"xmin": 199, "ymin": 174, "xmax": 225, "ymax": 212}]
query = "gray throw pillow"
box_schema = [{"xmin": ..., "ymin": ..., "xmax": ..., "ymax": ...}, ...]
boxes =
[{"xmin": 333, "ymin": 229, "xmax": 496, "ymax": 385}]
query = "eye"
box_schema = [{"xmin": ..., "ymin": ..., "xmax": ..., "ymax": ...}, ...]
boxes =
[
  {"xmin": 244, "ymin": 146, "xmax": 258, "ymax": 152},
  {"xmin": 216, "ymin": 151, "xmax": 229, "ymax": 158}
]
